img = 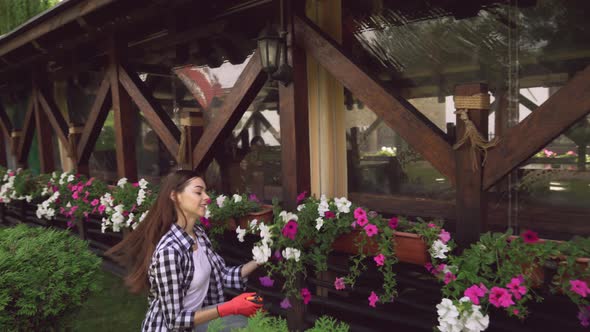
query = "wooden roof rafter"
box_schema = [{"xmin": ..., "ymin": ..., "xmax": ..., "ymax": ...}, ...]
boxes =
[{"xmin": 293, "ymin": 15, "xmax": 456, "ymax": 184}]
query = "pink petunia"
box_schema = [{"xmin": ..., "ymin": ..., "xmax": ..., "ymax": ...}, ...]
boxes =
[
  {"xmin": 489, "ymin": 287, "xmax": 515, "ymax": 308},
  {"xmin": 301, "ymin": 288, "xmax": 312, "ymax": 305},
  {"xmin": 132, "ymin": 182, "xmax": 139, "ymax": 187},
  {"xmin": 368, "ymin": 291, "xmax": 379, "ymax": 307},
  {"xmin": 374, "ymin": 254, "xmax": 385, "ymax": 266},
  {"xmin": 200, "ymin": 217, "xmax": 211, "ymax": 228},
  {"xmin": 85, "ymin": 178, "xmax": 94, "ymax": 186},
  {"xmin": 570, "ymin": 280, "xmax": 590, "ymax": 298},
  {"xmin": 427, "ymin": 223, "xmax": 436, "ymax": 228},
  {"xmin": 296, "ymin": 191, "xmax": 308, "ymax": 204},
  {"xmin": 280, "ymin": 298, "xmax": 292, "ymax": 309},
  {"xmin": 506, "ymin": 277, "xmax": 527, "ymax": 300},
  {"xmin": 90, "ymin": 199, "xmax": 99, "ymax": 207},
  {"xmin": 521, "ymin": 230, "xmax": 539, "ymax": 244},
  {"xmin": 98, "ymin": 205, "xmax": 106, "ymax": 214},
  {"xmin": 464, "ymin": 284, "xmax": 488, "ymax": 305},
  {"xmin": 439, "ymin": 229, "xmax": 451, "ymax": 244},
  {"xmin": 334, "ymin": 277, "xmax": 346, "ymax": 290},
  {"xmin": 72, "ymin": 192, "xmax": 79, "ymax": 200},
  {"xmin": 356, "ymin": 216, "xmax": 369, "ymax": 227},
  {"xmin": 354, "ymin": 207, "xmax": 367, "ymax": 219},
  {"xmin": 364, "ymin": 224, "xmax": 378, "ymax": 237},
  {"xmin": 259, "ymin": 276, "xmax": 274, "ymax": 287},
  {"xmin": 324, "ymin": 211, "xmax": 336, "ymax": 219},
  {"xmin": 248, "ymin": 194, "xmax": 260, "ymax": 202},
  {"xmin": 274, "ymin": 250, "xmax": 283, "ymax": 261},
  {"xmin": 578, "ymin": 306, "xmax": 590, "ymax": 327},
  {"xmin": 444, "ymin": 272, "xmax": 456, "ymax": 285},
  {"xmin": 388, "ymin": 217, "xmax": 399, "ymax": 229},
  {"xmin": 282, "ymin": 220, "xmax": 299, "ymax": 240}
]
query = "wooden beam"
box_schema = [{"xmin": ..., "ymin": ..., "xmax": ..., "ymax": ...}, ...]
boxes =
[
  {"xmin": 76, "ymin": 71, "xmax": 112, "ymax": 165},
  {"xmin": 279, "ymin": 8, "xmax": 310, "ymax": 210},
  {"xmin": 454, "ymin": 83, "xmax": 489, "ymax": 247},
  {"xmin": 36, "ymin": 81, "xmax": 69, "ymax": 147},
  {"xmin": 0, "ymin": 102, "xmax": 13, "ymax": 139},
  {"xmin": 483, "ymin": 65, "xmax": 590, "ymax": 189},
  {"xmin": 109, "ymin": 39, "xmax": 137, "ymax": 182},
  {"xmin": 118, "ymin": 64, "xmax": 180, "ymax": 160},
  {"xmin": 17, "ymin": 93, "xmax": 36, "ymax": 165},
  {"xmin": 34, "ymin": 97, "xmax": 55, "ymax": 173},
  {"xmin": 0, "ymin": 0, "xmax": 117, "ymax": 57},
  {"xmin": 293, "ymin": 15, "xmax": 456, "ymax": 184},
  {"xmin": 192, "ymin": 52, "xmax": 267, "ymax": 172},
  {"xmin": 0, "ymin": 130, "xmax": 6, "ymax": 167}
]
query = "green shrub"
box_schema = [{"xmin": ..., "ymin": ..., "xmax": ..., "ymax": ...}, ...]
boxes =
[
  {"xmin": 207, "ymin": 312, "xmax": 350, "ymax": 332},
  {"xmin": 0, "ymin": 225, "xmax": 102, "ymax": 331}
]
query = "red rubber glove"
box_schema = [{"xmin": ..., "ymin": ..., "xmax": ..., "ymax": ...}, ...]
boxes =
[{"xmin": 217, "ymin": 292, "xmax": 263, "ymax": 317}]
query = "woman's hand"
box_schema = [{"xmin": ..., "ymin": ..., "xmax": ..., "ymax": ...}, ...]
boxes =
[{"xmin": 217, "ymin": 292, "xmax": 263, "ymax": 317}]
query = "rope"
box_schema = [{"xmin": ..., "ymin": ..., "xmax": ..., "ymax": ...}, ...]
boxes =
[
  {"xmin": 453, "ymin": 93, "xmax": 490, "ymax": 110},
  {"xmin": 67, "ymin": 127, "xmax": 84, "ymax": 160},
  {"xmin": 176, "ymin": 125, "xmax": 188, "ymax": 164},
  {"xmin": 453, "ymin": 109, "xmax": 499, "ymax": 171}
]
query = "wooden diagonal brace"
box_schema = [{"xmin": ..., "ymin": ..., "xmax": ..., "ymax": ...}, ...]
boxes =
[
  {"xmin": 36, "ymin": 83, "xmax": 69, "ymax": 147},
  {"xmin": 293, "ymin": 15, "xmax": 456, "ymax": 184},
  {"xmin": 483, "ymin": 65, "xmax": 590, "ymax": 190},
  {"xmin": 192, "ymin": 52, "xmax": 267, "ymax": 172},
  {"xmin": 77, "ymin": 71, "xmax": 112, "ymax": 164},
  {"xmin": 118, "ymin": 64, "xmax": 180, "ymax": 160},
  {"xmin": 17, "ymin": 93, "xmax": 36, "ymax": 164}
]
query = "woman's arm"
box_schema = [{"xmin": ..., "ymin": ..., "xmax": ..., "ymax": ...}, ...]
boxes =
[
  {"xmin": 240, "ymin": 260, "xmax": 259, "ymax": 278},
  {"xmin": 193, "ymin": 306, "xmax": 219, "ymax": 325}
]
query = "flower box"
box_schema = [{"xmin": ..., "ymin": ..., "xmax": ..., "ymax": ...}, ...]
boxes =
[
  {"xmin": 227, "ymin": 204, "xmax": 273, "ymax": 231},
  {"xmin": 331, "ymin": 230, "xmax": 428, "ymax": 265}
]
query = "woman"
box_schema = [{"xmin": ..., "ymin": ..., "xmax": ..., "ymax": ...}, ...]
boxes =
[{"xmin": 107, "ymin": 170, "xmax": 262, "ymax": 331}]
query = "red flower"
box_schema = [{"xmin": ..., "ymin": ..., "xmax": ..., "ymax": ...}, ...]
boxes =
[
  {"xmin": 388, "ymin": 217, "xmax": 399, "ymax": 229},
  {"xmin": 296, "ymin": 191, "xmax": 308, "ymax": 204},
  {"xmin": 324, "ymin": 211, "xmax": 336, "ymax": 219},
  {"xmin": 521, "ymin": 230, "xmax": 539, "ymax": 244}
]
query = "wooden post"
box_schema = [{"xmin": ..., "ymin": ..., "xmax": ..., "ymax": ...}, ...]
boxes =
[
  {"xmin": 454, "ymin": 83, "xmax": 489, "ymax": 248},
  {"xmin": 279, "ymin": 0, "xmax": 311, "ymax": 211},
  {"xmin": 34, "ymin": 85, "xmax": 55, "ymax": 173},
  {"xmin": 178, "ymin": 108, "xmax": 204, "ymax": 169},
  {"xmin": 109, "ymin": 37, "xmax": 137, "ymax": 182},
  {"xmin": 69, "ymin": 125, "xmax": 88, "ymax": 175}
]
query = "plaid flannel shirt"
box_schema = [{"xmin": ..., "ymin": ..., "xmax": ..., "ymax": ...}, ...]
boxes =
[{"xmin": 141, "ymin": 223, "xmax": 247, "ymax": 332}]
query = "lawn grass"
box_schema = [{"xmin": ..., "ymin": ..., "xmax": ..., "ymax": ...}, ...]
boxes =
[{"xmin": 72, "ymin": 268, "xmax": 148, "ymax": 331}]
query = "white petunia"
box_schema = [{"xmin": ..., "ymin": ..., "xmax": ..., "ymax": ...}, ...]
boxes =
[
  {"xmin": 139, "ymin": 211, "xmax": 148, "ymax": 223},
  {"xmin": 258, "ymin": 223, "xmax": 273, "ymax": 246},
  {"xmin": 138, "ymin": 178, "xmax": 149, "ymax": 190},
  {"xmin": 117, "ymin": 177, "xmax": 128, "ymax": 187},
  {"xmin": 430, "ymin": 239, "xmax": 450, "ymax": 259},
  {"xmin": 334, "ymin": 197, "xmax": 352, "ymax": 214},
  {"xmin": 137, "ymin": 189, "xmax": 146, "ymax": 206},
  {"xmin": 233, "ymin": 194, "xmax": 242, "ymax": 203},
  {"xmin": 315, "ymin": 217, "xmax": 324, "ymax": 231},
  {"xmin": 296, "ymin": 204, "xmax": 305, "ymax": 211},
  {"xmin": 317, "ymin": 194, "xmax": 329, "ymax": 217},
  {"xmin": 205, "ymin": 207, "xmax": 211, "ymax": 219},
  {"xmin": 282, "ymin": 247, "xmax": 301, "ymax": 262},
  {"xmin": 67, "ymin": 174, "xmax": 75, "ymax": 183},
  {"xmin": 249, "ymin": 219, "xmax": 258, "ymax": 231},
  {"xmin": 436, "ymin": 298, "xmax": 462, "ymax": 332},
  {"xmin": 216, "ymin": 195, "xmax": 226, "ymax": 208},
  {"xmin": 460, "ymin": 299, "xmax": 489, "ymax": 332},
  {"xmin": 236, "ymin": 226, "xmax": 246, "ymax": 242},
  {"xmin": 279, "ymin": 210, "xmax": 298, "ymax": 223},
  {"xmin": 252, "ymin": 244, "xmax": 271, "ymax": 264}
]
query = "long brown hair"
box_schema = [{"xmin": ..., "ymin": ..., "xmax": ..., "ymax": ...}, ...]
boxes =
[{"xmin": 106, "ymin": 170, "xmax": 202, "ymax": 293}]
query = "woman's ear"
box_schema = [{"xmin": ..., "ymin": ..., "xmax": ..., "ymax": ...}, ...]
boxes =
[{"xmin": 169, "ymin": 191, "xmax": 177, "ymax": 202}]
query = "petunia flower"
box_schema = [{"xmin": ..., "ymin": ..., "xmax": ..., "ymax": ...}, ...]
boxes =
[
  {"xmin": 324, "ymin": 211, "xmax": 336, "ymax": 219},
  {"xmin": 521, "ymin": 229, "xmax": 539, "ymax": 244},
  {"xmin": 464, "ymin": 283, "xmax": 488, "ymax": 305},
  {"xmin": 368, "ymin": 291, "xmax": 379, "ymax": 307},
  {"xmin": 374, "ymin": 254, "xmax": 385, "ymax": 266},
  {"xmin": 280, "ymin": 298, "xmax": 292, "ymax": 309},
  {"xmin": 489, "ymin": 287, "xmax": 514, "ymax": 308},
  {"xmin": 388, "ymin": 217, "xmax": 399, "ymax": 229},
  {"xmin": 354, "ymin": 207, "xmax": 367, "ymax": 219},
  {"xmin": 506, "ymin": 277, "xmax": 527, "ymax": 300},
  {"xmin": 259, "ymin": 276, "xmax": 274, "ymax": 287},
  {"xmin": 301, "ymin": 288, "xmax": 312, "ymax": 305},
  {"xmin": 296, "ymin": 191, "xmax": 307, "ymax": 204},
  {"xmin": 282, "ymin": 220, "xmax": 299, "ymax": 240},
  {"xmin": 364, "ymin": 224, "xmax": 378, "ymax": 237},
  {"xmin": 334, "ymin": 277, "xmax": 345, "ymax": 290},
  {"xmin": 570, "ymin": 280, "xmax": 590, "ymax": 298},
  {"xmin": 236, "ymin": 226, "xmax": 246, "ymax": 242},
  {"xmin": 356, "ymin": 216, "xmax": 369, "ymax": 227},
  {"xmin": 439, "ymin": 229, "xmax": 451, "ymax": 244}
]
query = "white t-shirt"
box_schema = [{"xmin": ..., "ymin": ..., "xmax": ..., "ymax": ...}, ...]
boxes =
[{"xmin": 183, "ymin": 247, "xmax": 211, "ymax": 310}]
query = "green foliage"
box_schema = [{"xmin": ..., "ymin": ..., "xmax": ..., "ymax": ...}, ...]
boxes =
[
  {"xmin": 205, "ymin": 192, "xmax": 262, "ymax": 246},
  {"xmin": 0, "ymin": 0, "xmax": 61, "ymax": 35},
  {"xmin": 0, "ymin": 225, "xmax": 102, "ymax": 331},
  {"xmin": 306, "ymin": 315, "xmax": 350, "ymax": 332}
]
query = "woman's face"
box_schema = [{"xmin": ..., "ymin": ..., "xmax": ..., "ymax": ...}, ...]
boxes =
[{"xmin": 173, "ymin": 177, "xmax": 210, "ymax": 221}]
